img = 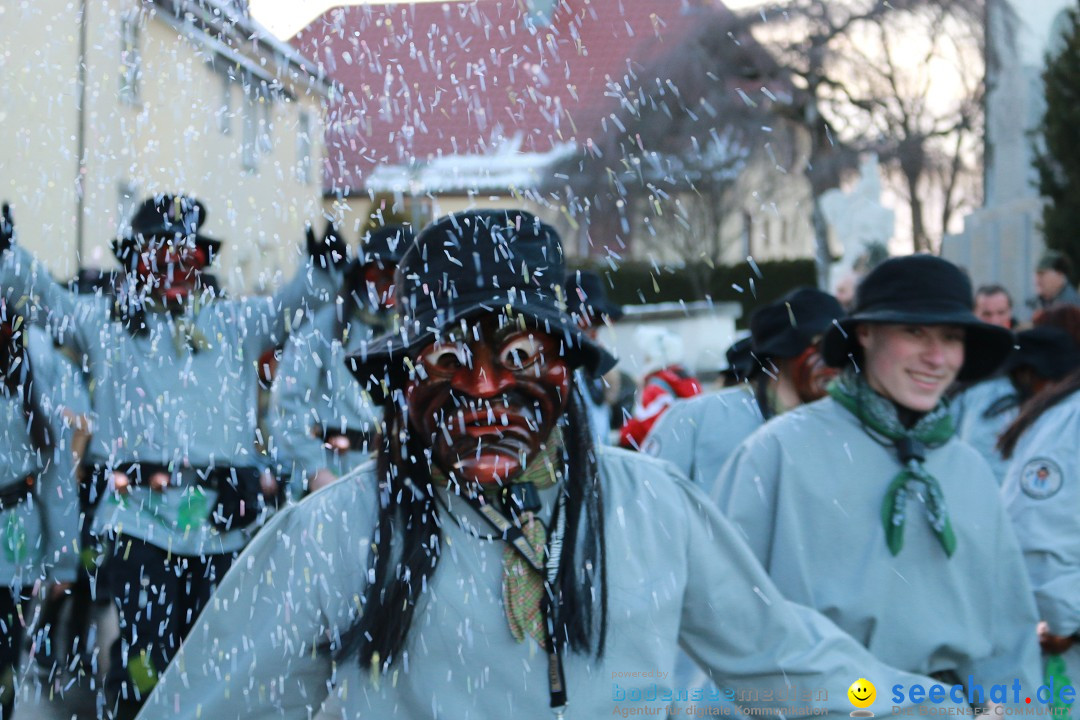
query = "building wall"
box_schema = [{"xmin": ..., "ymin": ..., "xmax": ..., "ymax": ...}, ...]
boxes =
[
  {"xmin": 623, "ymin": 136, "xmax": 815, "ymax": 266},
  {"xmin": 0, "ymin": 0, "xmax": 327, "ymax": 293},
  {"xmin": 322, "ymin": 192, "xmax": 568, "ymax": 249}
]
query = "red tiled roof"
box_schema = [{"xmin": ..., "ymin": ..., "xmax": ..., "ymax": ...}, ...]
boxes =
[{"xmin": 292, "ymin": 0, "xmax": 737, "ymax": 193}]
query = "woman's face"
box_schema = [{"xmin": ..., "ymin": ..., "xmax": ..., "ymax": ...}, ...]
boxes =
[
  {"xmin": 857, "ymin": 324, "xmax": 965, "ymax": 412},
  {"xmin": 406, "ymin": 316, "xmax": 570, "ymax": 486}
]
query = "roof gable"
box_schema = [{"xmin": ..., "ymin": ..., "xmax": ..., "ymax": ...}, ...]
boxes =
[{"xmin": 293, "ymin": 0, "xmax": 737, "ymax": 193}]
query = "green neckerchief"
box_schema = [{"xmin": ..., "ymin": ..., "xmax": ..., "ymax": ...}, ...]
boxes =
[
  {"xmin": 146, "ymin": 295, "xmax": 212, "ymax": 355},
  {"xmin": 827, "ymin": 370, "xmax": 957, "ymax": 558}
]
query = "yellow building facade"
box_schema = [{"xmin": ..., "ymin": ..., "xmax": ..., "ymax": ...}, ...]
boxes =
[{"xmin": 1, "ymin": 0, "xmax": 331, "ymax": 293}]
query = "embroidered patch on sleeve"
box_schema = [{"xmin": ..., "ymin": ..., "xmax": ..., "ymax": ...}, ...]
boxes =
[{"xmin": 1020, "ymin": 458, "xmax": 1065, "ymax": 500}]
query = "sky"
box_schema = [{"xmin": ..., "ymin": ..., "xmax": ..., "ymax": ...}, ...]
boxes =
[{"xmin": 250, "ymin": 0, "xmax": 767, "ymax": 39}]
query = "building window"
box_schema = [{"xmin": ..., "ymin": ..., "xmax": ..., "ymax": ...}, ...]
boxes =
[
  {"xmin": 242, "ymin": 81, "xmax": 258, "ymax": 171},
  {"xmin": 258, "ymin": 97, "xmax": 273, "ymax": 153},
  {"xmin": 119, "ymin": 13, "xmax": 141, "ymax": 105},
  {"xmin": 296, "ymin": 111, "xmax": 313, "ymax": 185},
  {"xmin": 218, "ymin": 72, "xmax": 232, "ymax": 135},
  {"xmin": 241, "ymin": 74, "xmax": 275, "ymax": 172},
  {"xmin": 116, "ymin": 180, "xmax": 138, "ymax": 235},
  {"xmin": 742, "ymin": 211, "xmax": 754, "ymax": 257}
]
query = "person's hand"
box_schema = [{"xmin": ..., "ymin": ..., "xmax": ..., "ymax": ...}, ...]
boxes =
[
  {"xmin": 325, "ymin": 435, "xmax": 351, "ymax": 453},
  {"xmin": 148, "ymin": 471, "xmax": 169, "ymax": 492},
  {"xmin": 110, "ymin": 471, "xmax": 130, "ymax": 496},
  {"xmin": 306, "ymin": 221, "xmax": 348, "ymax": 271},
  {"xmin": 308, "ymin": 468, "xmax": 338, "ymax": 493},
  {"xmin": 0, "ymin": 203, "xmax": 14, "ymax": 252},
  {"xmin": 1038, "ymin": 620, "xmax": 1075, "ymax": 655},
  {"xmin": 110, "ymin": 470, "xmax": 168, "ymax": 495},
  {"xmin": 259, "ymin": 469, "xmax": 280, "ymax": 499},
  {"xmin": 48, "ymin": 582, "xmax": 73, "ymax": 601}
]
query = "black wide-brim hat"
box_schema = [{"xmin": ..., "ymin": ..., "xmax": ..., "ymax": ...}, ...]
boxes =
[
  {"xmin": 822, "ymin": 254, "xmax": 1015, "ymax": 382},
  {"xmin": 723, "ymin": 335, "xmax": 755, "ymax": 380},
  {"xmin": 346, "ymin": 210, "xmax": 617, "ymax": 397},
  {"xmin": 750, "ymin": 286, "xmax": 844, "ymax": 361},
  {"xmin": 565, "ymin": 269, "xmax": 625, "ymax": 322},
  {"xmin": 112, "ymin": 194, "xmax": 221, "ymax": 266},
  {"xmin": 1007, "ymin": 326, "xmax": 1080, "ymax": 381}
]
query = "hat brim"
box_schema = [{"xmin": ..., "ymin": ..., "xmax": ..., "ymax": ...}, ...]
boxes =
[
  {"xmin": 822, "ymin": 310, "xmax": 1014, "ymax": 383},
  {"xmin": 347, "ymin": 300, "xmax": 618, "ymax": 399}
]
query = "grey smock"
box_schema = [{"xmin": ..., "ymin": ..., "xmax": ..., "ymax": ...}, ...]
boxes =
[
  {"xmin": 270, "ymin": 303, "xmax": 383, "ymax": 497},
  {"xmin": 1002, "ymin": 390, "xmax": 1080, "ymax": 693},
  {"xmin": 0, "ymin": 245, "xmax": 337, "ymax": 557},
  {"xmin": 140, "ymin": 447, "xmax": 970, "ymax": 719},
  {"xmin": 715, "ymin": 396, "xmax": 1042, "ymax": 699},
  {"xmin": 952, "ymin": 376, "xmax": 1016, "ymax": 485},
  {"xmin": 0, "ymin": 325, "xmax": 83, "ymax": 587},
  {"xmin": 643, "ymin": 385, "xmax": 763, "ymax": 488}
]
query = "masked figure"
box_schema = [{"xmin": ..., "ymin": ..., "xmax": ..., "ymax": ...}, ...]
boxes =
[
  {"xmin": 0, "ymin": 195, "xmax": 342, "ymax": 718},
  {"xmin": 0, "ymin": 294, "xmax": 81, "ymax": 719},
  {"xmin": 644, "ymin": 287, "xmax": 842, "ymax": 487},
  {"xmin": 271, "ymin": 223, "xmax": 412, "ymax": 497}
]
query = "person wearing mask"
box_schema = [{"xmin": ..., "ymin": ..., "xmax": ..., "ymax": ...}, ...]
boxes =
[
  {"xmin": 0, "ymin": 295, "xmax": 81, "ymax": 718},
  {"xmin": 643, "ymin": 287, "xmax": 843, "ymax": 487},
  {"xmin": 716, "ymin": 255, "xmax": 1041, "ymax": 702},
  {"xmin": 271, "ymin": 223, "xmax": 411, "ymax": 497},
  {"xmin": 137, "ymin": 210, "xmax": 968, "ymax": 720},
  {"xmin": 0, "ymin": 195, "xmax": 342, "ymax": 719}
]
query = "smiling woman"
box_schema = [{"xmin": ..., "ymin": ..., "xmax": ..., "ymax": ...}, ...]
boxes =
[{"xmin": 715, "ymin": 255, "xmax": 1043, "ymax": 710}]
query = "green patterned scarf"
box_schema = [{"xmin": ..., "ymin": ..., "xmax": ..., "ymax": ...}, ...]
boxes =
[{"xmin": 828, "ymin": 370, "xmax": 957, "ymax": 557}]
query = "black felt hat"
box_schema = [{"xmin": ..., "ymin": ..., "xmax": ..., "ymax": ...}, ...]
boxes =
[
  {"xmin": 359, "ymin": 224, "xmax": 413, "ymax": 267},
  {"xmin": 112, "ymin": 194, "xmax": 221, "ymax": 267},
  {"xmin": 750, "ymin": 287, "xmax": 844, "ymax": 360},
  {"xmin": 1008, "ymin": 326, "xmax": 1080, "ymax": 381},
  {"xmin": 723, "ymin": 335, "xmax": 755, "ymax": 380},
  {"xmin": 346, "ymin": 210, "xmax": 617, "ymax": 394},
  {"xmin": 565, "ymin": 270, "xmax": 624, "ymax": 323},
  {"xmin": 822, "ymin": 254, "xmax": 1014, "ymax": 382}
]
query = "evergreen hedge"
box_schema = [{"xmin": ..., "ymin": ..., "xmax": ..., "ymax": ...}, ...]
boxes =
[{"xmin": 568, "ymin": 258, "xmax": 817, "ymax": 327}]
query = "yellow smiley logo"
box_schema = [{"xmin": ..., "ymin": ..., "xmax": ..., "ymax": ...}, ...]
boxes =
[{"xmin": 848, "ymin": 678, "xmax": 876, "ymax": 713}]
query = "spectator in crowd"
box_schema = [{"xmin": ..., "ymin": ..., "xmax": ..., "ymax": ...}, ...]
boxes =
[
  {"xmin": 1031, "ymin": 250, "xmax": 1080, "ymax": 312},
  {"xmin": 974, "ymin": 284, "xmax": 1015, "ymax": 329},
  {"xmin": 618, "ymin": 326, "xmax": 702, "ymax": 449}
]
